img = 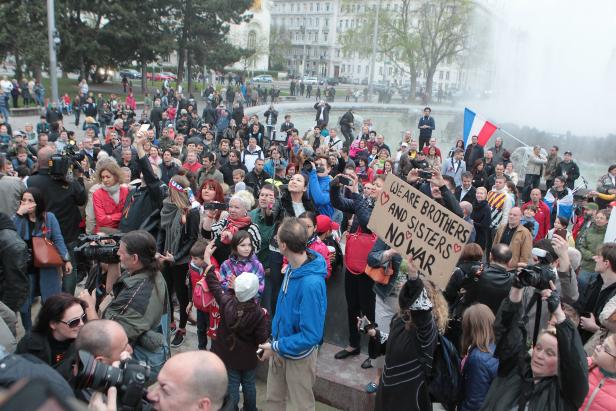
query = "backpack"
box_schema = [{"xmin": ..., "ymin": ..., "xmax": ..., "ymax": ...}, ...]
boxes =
[
  {"xmin": 426, "ymin": 334, "xmax": 463, "ymax": 411},
  {"xmin": 193, "ymin": 278, "xmax": 215, "ymax": 313},
  {"xmin": 192, "ymin": 266, "xmax": 220, "ymax": 313}
]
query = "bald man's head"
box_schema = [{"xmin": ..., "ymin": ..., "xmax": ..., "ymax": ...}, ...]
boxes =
[
  {"xmin": 75, "ymin": 319, "xmax": 131, "ymax": 364},
  {"xmin": 37, "ymin": 146, "xmax": 55, "ymax": 169},
  {"xmin": 147, "ymin": 351, "xmax": 228, "ymax": 411}
]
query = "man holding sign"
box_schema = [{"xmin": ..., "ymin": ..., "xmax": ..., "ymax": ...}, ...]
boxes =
[{"xmin": 369, "ymin": 172, "xmax": 472, "ymax": 289}]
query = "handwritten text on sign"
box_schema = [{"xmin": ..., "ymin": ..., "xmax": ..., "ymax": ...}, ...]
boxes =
[{"xmin": 368, "ymin": 174, "xmax": 472, "ymax": 288}]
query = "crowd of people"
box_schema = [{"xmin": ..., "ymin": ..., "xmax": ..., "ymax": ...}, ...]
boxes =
[{"xmin": 0, "ymin": 77, "xmax": 616, "ymax": 411}]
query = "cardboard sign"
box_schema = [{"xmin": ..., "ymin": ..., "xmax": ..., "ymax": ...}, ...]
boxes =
[{"xmin": 368, "ymin": 174, "xmax": 473, "ymax": 289}]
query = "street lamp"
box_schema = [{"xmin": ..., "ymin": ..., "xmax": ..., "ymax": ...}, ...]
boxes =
[
  {"xmin": 299, "ymin": 26, "xmax": 307, "ymax": 78},
  {"xmin": 47, "ymin": 0, "xmax": 59, "ymax": 104}
]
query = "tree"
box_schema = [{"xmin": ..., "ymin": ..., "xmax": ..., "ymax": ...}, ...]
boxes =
[
  {"xmin": 0, "ymin": 0, "xmax": 48, "ymax": 82},
  {"xmin": 417, "ymin": 0, "xmax": 473, "ymax": 101},
  {"xmin": 340, "ymin": 0, "xmax": 473, "ymax": 103},
  {"xmin": 269, "ymin": 26, "xmax": 292, "ymax": 71},
  {"xmin": 171, "ymin": 0, "xmax": 253, "ymax": 94},
  {"xmin": 98, "ymin": 1, "xmax": 175, "ymax": 92}
]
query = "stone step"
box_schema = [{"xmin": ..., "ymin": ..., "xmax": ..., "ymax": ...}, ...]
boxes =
[{"xmin": 256, "ymin": 342, "xmax": 375, "ymax": 411}]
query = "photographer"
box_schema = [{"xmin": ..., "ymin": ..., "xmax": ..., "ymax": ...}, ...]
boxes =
[
  {"xmin": 80, "ymin": 230, "xmax": 168, "ymax": 375},
  {"xmin": 479, "ymin": 271, "xmax": 588, "ymax": 410},
  {"xmin": 521, "ymin": 237, "xmax": 579, "ymax": 345},
  {"xmin": 74, "ymin": 320, "xmax": 132, "ymax": 365},
  {"xmin": 406, "ymin": 167, "xmax": 464, "ymax": 218},
  {"xmin": 306, "ymin": 155, "xmax": 338, "ymax": 222},
  {"xmin": 330, "ymin": 172, "xmax": 383, "ymax": 365},
  {"xmin": 118, "ymin": 132, "xmax": 166, "ymax": 236},
  {"xmin": 27, "ymin": 146, "xmax": 87, "ymax": 295},
  {"xmin": 266, "ymin": 174, "xmax": 316, "ymax": 315}
]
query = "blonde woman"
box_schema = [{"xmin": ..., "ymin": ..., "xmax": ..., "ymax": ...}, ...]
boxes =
[
  {"xmin": 157, "ymin": 175, "xmax": 201, "ymax": 347},
  {"xmin": 92, "ymin": 160, "xmax": 128, "ymax": 234},
  {"xmin": 458, "ymin": 304, "xmax": 499, "ymax": 411}
]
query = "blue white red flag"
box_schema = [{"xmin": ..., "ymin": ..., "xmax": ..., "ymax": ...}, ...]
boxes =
[{"xmin": 463, "ymin": 108, "xmax": 498, "ymax": 147}]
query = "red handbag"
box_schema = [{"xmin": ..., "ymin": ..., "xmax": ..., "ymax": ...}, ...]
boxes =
[{"xmin": 344, "ymin": 226, "xmax": 377, "ymax": 275}]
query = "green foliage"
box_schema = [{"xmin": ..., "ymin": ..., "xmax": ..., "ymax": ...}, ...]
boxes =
[
  {"xmin": 269, "ymin": 26, "xmax": 292, "ymax": 71},
  {"xmin": 340, "ymin": 0, "xmax": 474, "ymax": 102},
  {"xmin": 0, "ymin": 0, "xmax": 48, "ymax": 79}
]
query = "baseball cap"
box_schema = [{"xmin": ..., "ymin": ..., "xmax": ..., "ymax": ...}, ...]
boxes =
[
  {"xmin": 610, "ymin": 201, "xmax": 616, "ymax": 207},
  {"xmin": 234, "ymin": 272, "xmax": 259, "ymax": 302},
  {"xmin": 583, "ymin": 202, "xmax": 599, "ymax": 210},
  {"xmin": 316, "ymin": 215, "xmax": 340, "ymax": 234}
]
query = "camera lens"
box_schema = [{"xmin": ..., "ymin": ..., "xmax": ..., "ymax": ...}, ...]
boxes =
[{"xmin": 73, "ymin": 351, "xmax": 123, "ymax": 392}]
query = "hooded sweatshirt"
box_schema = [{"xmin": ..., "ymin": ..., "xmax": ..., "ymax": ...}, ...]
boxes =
[{"xmin": 272, "ymin": 249, "xmax": 327, "ymax": 359}]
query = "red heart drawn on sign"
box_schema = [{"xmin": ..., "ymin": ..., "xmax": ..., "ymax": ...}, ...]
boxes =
[
  {"xmin": 406, "ymin": 231, "xmax": 412, "ymax": 239},
  {"xmin": 453, "ymin": 244, "xmax": 462, "ymax": 253},
  {"xmin": 380, "ymin": 192, "xmax": 390, "ymax": 206}
]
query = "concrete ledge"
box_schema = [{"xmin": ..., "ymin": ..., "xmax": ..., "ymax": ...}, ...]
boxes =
[
  {"xmin": 9, "ymin": 107, "xmax": 42, "ymax": 117},
  {"xmin": 256, "ymin": 343, "xmax": 376, "ymax": 411}
]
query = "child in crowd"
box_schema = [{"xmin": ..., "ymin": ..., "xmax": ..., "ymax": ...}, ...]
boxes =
[
  {"xmin": 458, "ymin": 303, "xmax": 499, "ymax": 411},
  {"xmin": 232, "ymin": 168, "xmax": 246, "ymax": 193},
  {"xmin": 219, "ymin": 230, "xmax": 265, "ymax": 299},
  {"xmin": 206, "ymin": 270, "xmax": 270, "ymax": 411},
  {"xmin": 186, "ymin": 240, "xmax": 220, "ymax": 350},
  {"xmin": 521, "ymin": 205, "xmax": 540, "ymax": 239}
]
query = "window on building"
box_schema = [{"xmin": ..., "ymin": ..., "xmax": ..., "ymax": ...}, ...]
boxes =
[
  {"xmin": 358, "ymin": 65, "xmax": 361, "ymax": 74},
  {"xmin": 323, "ymin": 31, "xmax": 328, "ymax": 42},
  {"xmin": 316, "ymin": 3, "xmax": 320, "ymax": 12},
  {"xmin": 163, "ymin": 54, "xmax": 170, "ymax": 63},
  {"xmin": 439, "ymin": 71, "xmax": 443, "ymax": 80},
  {"xmin": 247, "ymin": 31, "xmax": 257, "ymax": 50},
  {"xmin": 446, "ymin": 71, "xmax": 450, "ymax": 80},
  {"xmin": 326, "ymin": 3, "xmax": 330, "ymax": 12}
]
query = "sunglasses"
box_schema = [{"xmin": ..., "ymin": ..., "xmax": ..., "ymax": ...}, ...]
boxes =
[{"xmin": 60, "ymin": 313, "xmax": 86, "ymax": 328}]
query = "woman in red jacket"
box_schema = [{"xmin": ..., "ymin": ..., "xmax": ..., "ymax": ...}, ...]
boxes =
[
  {"xmin": 92, "ymin": 161, "xmax": 129, "ymax": 233},
  {"xmin": 580, "ymin": 334, "xmax": 616, "ymax": 410}
]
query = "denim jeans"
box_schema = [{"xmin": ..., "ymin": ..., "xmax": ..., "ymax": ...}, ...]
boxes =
[
  {"xmin": 20, "ymin": 271, "xmax": 62, "ymax": 332},
  {"xmin": 228, "ymin": 368, "xmax": 257, "ymax": 411},
  {"xmin": 196, "ymin": 309, "xmax": 209, "ymax": 350}
]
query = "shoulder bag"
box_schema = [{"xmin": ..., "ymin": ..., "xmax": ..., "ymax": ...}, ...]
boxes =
[
  {"xmin": 32, "ymin": 213, "xmax": 63, "ymax": 268},
  {"xmin": 344, "ymin": 226, "xmax": 377, "ymax": 275}
]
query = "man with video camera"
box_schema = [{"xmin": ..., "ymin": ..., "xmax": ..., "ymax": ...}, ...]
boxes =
[
  {"xmin": 79, "ymin": 230, "xmax": 168, "ymax": 378},
  {"xmin": 27, "ymin": 146, "xmax": 87, "ymax": 295}
]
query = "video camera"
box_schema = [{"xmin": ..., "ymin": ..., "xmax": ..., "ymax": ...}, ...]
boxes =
[
  {"xmin": 49, "ymin": 141, "xmax": 85, "ymax": 180},
  {"xmin": 74, "ymin": 233, "xmax": 123, "ymax": 265},
  {"xmin": 73, "ymin": 350, "xmax": 152, "ymax": 411}
]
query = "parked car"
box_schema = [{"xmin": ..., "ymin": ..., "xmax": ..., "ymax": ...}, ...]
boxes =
[
  {"xmin": 146, "ymin": 71, "xmax": 177, "ymax": 81},
  {"xmin": 303, "ymin": 76, "xmax": 318, "ymax": 85},
  {"xmin": 319, "ymin": 77, "xmax": 339, "ymax": 86},
  {"xmin": 119, "ymin": 68, "xmax": 142, "ymax": 79},
  {"xmin": 252, "ymin": 75, "xmax": 274, "ymax": 83}
]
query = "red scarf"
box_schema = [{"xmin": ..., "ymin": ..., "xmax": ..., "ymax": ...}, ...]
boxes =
[{"xmin": 220, "ymin": 216, "xmax": 252, "ymax": 244}]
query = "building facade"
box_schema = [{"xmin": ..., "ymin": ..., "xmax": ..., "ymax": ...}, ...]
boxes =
[
  {"xmin": 270, "ymin": 0, "xmax": 486, "ymax": 93},
  {"xmin": 228, "ymin": 0, "xmax": 271, "ymax": 72}
]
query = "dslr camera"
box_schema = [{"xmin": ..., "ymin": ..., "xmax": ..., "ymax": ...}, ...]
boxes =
[
  {"xmin": 516, "ymin": 265, "xmax": 556, "ymax": 290},
  {"xmin": 73, "ymin": 351, "xmax": 152, "ymax": 411}
]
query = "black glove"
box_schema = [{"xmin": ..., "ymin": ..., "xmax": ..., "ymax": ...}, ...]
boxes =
[{"xmin": 546, "ymin": 289, "xmax": 561, "ymax": 314}]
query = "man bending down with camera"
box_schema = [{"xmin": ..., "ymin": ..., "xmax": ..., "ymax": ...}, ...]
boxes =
[{"xmin": 87, "ymin": 350, "xmax": 230, "ymax": 411}]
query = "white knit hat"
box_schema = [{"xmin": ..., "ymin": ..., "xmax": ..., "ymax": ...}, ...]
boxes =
[{"xmin": 234, "ymin": 272, "xmax": 259, "ymax": 302}]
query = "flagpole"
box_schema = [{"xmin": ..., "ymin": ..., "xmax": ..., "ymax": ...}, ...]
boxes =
[{"xmin": 498, "ymin": 127, "xmax": 531, "ymax": 147}]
